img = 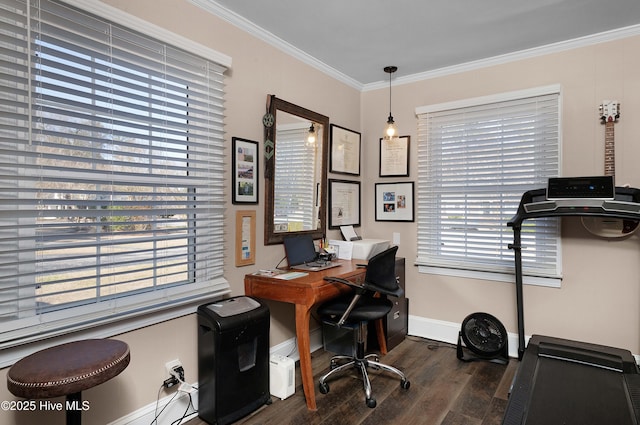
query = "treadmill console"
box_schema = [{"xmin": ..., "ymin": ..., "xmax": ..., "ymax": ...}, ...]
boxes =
[{"xmin": 546, "ymin": 176, "xmax": 614, "ymax": 200}]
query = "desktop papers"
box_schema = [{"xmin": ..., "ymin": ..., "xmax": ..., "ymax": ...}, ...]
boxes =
[{"xmin": 340, "ymin": 225, "xmax": 360, "ymax": 241}]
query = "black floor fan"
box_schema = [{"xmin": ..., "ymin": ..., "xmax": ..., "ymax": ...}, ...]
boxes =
[{"xmin": 457, "ymin": 312, "xmax": 509, "ymax": 364}]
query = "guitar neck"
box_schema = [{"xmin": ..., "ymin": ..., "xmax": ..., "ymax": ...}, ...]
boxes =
[{"xmin": 604, "ymin": 121, "xmax": 615, "ymax": 177}]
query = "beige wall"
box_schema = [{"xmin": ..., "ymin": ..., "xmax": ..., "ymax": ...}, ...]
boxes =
[
  {"xmin": 360, "ymin": 35, "xmax": 640, "ymax": 353},
  {"xmin": 2, "ymin": 0, "xmax": 640, "ymax": 423},
  {"xmin": 0, "ymin": 1, "xmax": 360, "ymax": 424}
]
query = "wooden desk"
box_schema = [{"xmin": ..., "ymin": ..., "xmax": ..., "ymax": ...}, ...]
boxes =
[{"xmin": 244, "ymin": 260, "xmax": 368, "ymax": 411}]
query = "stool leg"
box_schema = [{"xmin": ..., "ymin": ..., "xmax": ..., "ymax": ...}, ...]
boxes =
[{"xmin": 66, "ymin": 392, "xmax": 82, "ymax": 425}]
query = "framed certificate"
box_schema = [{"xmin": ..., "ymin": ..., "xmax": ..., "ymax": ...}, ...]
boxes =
[
  {"xmin": 330, "ymin": 124, "xmax": 361, "ymax": 176},
  {"xmin": 379, "ymin": 135, "xmax": 410, "ymax": 177},
  {"xmin": 329, "ymin": 179, "xmax": 361, "ymax": 229}
]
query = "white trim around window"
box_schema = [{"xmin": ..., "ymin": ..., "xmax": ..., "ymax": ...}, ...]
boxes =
[
  {"xmin": 0, "ymin": 0, "xmax": 231, "ymax": 362},
  {"xmin": 415, "ymin": 85, "xmax": 562, "ymax": 287}
]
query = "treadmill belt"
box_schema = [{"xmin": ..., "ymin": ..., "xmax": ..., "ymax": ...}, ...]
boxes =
[
  {"xmin": 526, "ymin": 356, "xmax": 634, "ymax": 424},
  {"xmin": 503, "ymin": 335, "xmax": 640, "ymax": 425}
]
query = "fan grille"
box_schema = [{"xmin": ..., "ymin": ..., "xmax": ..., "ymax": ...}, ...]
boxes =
[{"xmin": 461, "ymin": 313, "xmax": 507, "ymax": 357}]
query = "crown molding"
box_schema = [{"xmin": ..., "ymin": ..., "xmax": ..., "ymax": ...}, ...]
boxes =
[
  {"xmin": 189, "ymin": 0, "xmax": 364, "ymax": 91},
  {"xmin": 362, "ymin": 23, "xmax": 640, "ymax": 92},
  {"xmin": 191, "ymin": 2, "xmax": 640, "ymax": 93}
]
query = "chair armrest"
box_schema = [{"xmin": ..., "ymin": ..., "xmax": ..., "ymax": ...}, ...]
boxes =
[
  {"xmin": 323, "ymin": 276, "xmax": 364, "ymax": 291},
  {"xmin": 365, "ymin": 280, "xmax": 404, "ymax": 298},
  {"xmin": 323, "ymin": 276, "xmax": 366, "ymax": 325}
]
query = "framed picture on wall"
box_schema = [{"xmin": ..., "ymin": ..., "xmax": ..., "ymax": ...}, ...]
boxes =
[
  {"xmin": 330, "ymin": 124, "xmax": 361, "ymax": 176},
  {"xmin": 235, "ymin": 210, "xmax": 256, "ymax": 266},
  {"xmin": 379, "ymin": 135, "xmax": 410, "ymax": 177},
  {"xmin": 232, "ymin": 137, "xmax": 259, "ymax": 204},
  {"xmin": 329, "ymin": 179, "xmax": 361, "ymax": 229},
  {"xmin": 375, "ymin": 182, "xmax": 414, "ymax": 222}
]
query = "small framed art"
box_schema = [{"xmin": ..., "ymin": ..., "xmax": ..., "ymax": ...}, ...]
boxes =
[
  {"xmin": 232, "ymin": 137, "xmax": 259, "ymax": 204},
  {"xmin": 375, "ymin": 181, "xmax": 414, "ymax": 222},
  {"xmin": 235, "ymin": 210, "xmax": 256, "ymax": 266}
]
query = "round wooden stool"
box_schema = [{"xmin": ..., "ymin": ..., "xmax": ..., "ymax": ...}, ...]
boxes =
[{"xmin": 7, "ymin": 339, "xmax": 130, "ymax": 425}]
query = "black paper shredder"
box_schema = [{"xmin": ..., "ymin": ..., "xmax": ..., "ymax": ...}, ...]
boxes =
[{"xmin": 197, "ymin": 296, "xmax": 270, "ymax": 425}]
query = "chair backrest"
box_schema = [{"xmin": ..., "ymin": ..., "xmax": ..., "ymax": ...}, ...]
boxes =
[{"xmin": 364, "ymin": 245, "xmax": 400, "ymax": 295}]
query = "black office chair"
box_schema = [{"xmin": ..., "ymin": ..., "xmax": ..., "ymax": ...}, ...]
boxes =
[{"xmin": 317, "ymin": 245, "xmax": 410, "ymax": 408}]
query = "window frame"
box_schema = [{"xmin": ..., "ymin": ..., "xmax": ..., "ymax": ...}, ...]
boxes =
[
  {"xmin": 0, "ymin": 0, "xmax": 232, "ymax": 366},
  {"xmin": 415, "ymin": 85, "xmax": 563, "ymax": 288}
]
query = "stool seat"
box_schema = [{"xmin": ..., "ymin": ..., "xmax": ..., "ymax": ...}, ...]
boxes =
[{"xmin": 7, "ymin": 339, "xmax": 130, "ymax": 399}]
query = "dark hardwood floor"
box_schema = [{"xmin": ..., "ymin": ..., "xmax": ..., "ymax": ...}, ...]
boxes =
[{"xmin": 188, "ymin": 336, "xmax": 517, "ymax": 425}]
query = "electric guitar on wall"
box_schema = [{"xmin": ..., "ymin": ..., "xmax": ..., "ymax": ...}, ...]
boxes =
[{"xmin": 581, "ymin": 101, "xmax": 639, "ymax": 237}]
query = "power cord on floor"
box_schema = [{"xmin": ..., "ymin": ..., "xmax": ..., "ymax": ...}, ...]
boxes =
[
  {"xmin": 150, "ymin": 379, "xmax": 199, "ymax": 425},
  {"xmin": 405, "ymin": 335, "xmax": 457, "ymax": 351},
  {"xmin": 169, "ymin": 392, "xmax": 195, "ymax": 425},
  {"xmin": 151, "ymin": 385, "xmax": 179, "ymax": 425}
]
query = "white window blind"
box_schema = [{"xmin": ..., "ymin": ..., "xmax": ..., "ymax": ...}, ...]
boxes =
[
  {"xmin": 274, "ymin": 124, "xmax": 318, "ymax": 231},
  {"xmin": 416, "ymin": 87, "xmax": 561, "ymax": 280},
  {"xmin": 0, "ymin": 0, "xmax": 229, "ymax": 346}
]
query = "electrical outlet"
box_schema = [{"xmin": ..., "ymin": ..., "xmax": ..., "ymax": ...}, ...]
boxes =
[
  {"xmin": 165, "ymin": 359, "xmax": 182, "ymax": 377},
  {"xmin": 163, "ymin": 359, "xmax": 185, "ymax": 388}
]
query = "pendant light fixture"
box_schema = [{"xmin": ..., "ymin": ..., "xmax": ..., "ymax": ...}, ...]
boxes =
[
  {"xmin": 383, "ymin": 66, "xmax": 398, "ymax": 140},
  {"xmin": 306, "ymin": 123, "xmax": 317, "ymax": 146}
]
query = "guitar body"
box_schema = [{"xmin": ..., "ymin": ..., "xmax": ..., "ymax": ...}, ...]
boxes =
[
  {"xmin": 582, "ymin": 216, "xmax": 638, "ymax": 237},
  {"xmin": 581, "ymin": 101, "xmax": 639, "ymax": 237}
]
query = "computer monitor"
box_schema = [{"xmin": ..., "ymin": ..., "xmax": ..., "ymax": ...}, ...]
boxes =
[{"xmin": 283, "ymin": 235, "xmax": 317, "ymax": 266}]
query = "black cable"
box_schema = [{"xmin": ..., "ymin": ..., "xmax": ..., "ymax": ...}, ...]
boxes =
[
  {"xmin": 150, "ymin": 385, "xmax": 179, "ymax": 425},
  {"xmin": 170, "ymin": 393, "xmax": 195, "ymax": 425},
  {"xmin": 275, "ymin": 254, "xmax": 287, "ymax": 269}
]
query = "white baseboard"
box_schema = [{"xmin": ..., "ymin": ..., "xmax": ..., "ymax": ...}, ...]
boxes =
[
  {"xmin": 109, "ymin": 327, "xmax": 324, "ymax": 425},
  {"xmin": 408, "ymin": 314, "xmax": 525, "ymax": 359},
  {"xmin": 408, "ymin": 315, "xmax": 640, "ymax": 364},
  {"xmin": 269, "ymin": 326, "xmax": 325, "ymax": 360},
  {"xmin": 107, "ymin": 386, "xmax": 199, "ymax": 425}
]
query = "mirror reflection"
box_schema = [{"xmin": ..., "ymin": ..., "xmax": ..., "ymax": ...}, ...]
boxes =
[
  {"xmin": 273, "ymin": 113, "xmax": 323, "ymax": 233},
  {"xmin": 264, "ymin": 96, "xmax": 329, "ymax": 245}
]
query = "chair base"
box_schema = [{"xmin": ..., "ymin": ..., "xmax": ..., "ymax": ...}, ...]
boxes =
[{"xmin": 318, "ymin": 352, "xmax": 410, "ymax": 408}]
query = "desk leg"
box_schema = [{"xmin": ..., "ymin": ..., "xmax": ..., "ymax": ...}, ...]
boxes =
[{"xmin": 295, "ymin": 304, "xmax": 317, "ymax": 411}]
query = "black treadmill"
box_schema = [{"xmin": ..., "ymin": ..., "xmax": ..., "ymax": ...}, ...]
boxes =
[
  {"xmin": 503, "ymin": 186, "xmax": 640, "ymax": 424},
  {"xmin": 503, "ymin": 334, "xmax": 640, "ymax": 424},
  {"xmin": 508, "ymin": 186, "xmax": 640, "ymax": 359}
]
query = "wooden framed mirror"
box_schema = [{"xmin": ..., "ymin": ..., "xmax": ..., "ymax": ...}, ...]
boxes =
[{"xmin": 264, "ymin": 95, "xmax": 329, "ymax": 245}]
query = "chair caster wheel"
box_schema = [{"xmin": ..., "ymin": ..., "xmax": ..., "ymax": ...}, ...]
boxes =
[
  {"xmin": 318, "ymin": 382, "xmax": 330, "ymax": 394},
  {"xmin": 366, "ymin": 398, "xmax": 377, "ymax": 408},
  {"xmin": 401, "ymin": 379, "xmax": 410, "ymax": 390}
]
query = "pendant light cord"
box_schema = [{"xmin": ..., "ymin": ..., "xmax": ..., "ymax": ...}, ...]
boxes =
[{"xmin": 389, "ymin": 72, "xmax": 392, "ymax": 117}]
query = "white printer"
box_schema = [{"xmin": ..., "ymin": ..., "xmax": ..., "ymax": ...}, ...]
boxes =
[
  {"xmin": 351, "ymin": 239, "xmax": 390, "ymax": 260},
  {"xmin": 328, "ymin": 226, "xmax": 390, "ymax": 260}
]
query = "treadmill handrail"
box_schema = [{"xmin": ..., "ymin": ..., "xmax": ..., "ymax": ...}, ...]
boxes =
[
  {"xmin": 507, "ymin": 186, "xmax": 640, "ymax": 359},
  {"xmin": 508, "ymin": 186, "xmax": 640, "ymax": 227}
]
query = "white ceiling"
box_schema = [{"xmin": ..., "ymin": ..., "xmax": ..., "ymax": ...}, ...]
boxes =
[{"xmin": 192, "ymin": 0, "xmax": 640, "ymax": 89}]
